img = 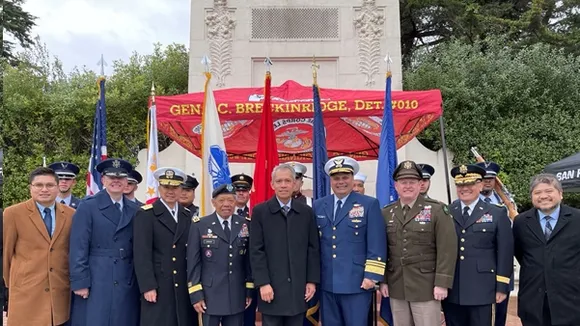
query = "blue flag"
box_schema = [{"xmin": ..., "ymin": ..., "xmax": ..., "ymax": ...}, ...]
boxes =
[
  {"xmin": 303, "ymin": 83, "xmax": 328, "ymax": 326},
  {"xmin": 312, "ymin": 83, "xmax": 330, "ymax": 200},
  {"xmin": 376, "ymin": 73, "xmax": 397, "ymax": 326}
]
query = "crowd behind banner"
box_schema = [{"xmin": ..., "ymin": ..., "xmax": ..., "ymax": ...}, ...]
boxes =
[{"xmin": 2, "ymin": 155, "xmax": 579, "ymax": 326}]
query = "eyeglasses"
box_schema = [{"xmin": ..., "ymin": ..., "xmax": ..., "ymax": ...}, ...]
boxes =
[{"xmin": 30, "ymin": 183, "xmax": 58, "ymax": 190}]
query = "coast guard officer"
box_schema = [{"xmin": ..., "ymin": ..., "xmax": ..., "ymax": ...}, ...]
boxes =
[
  {"xmin": 288, "ymin": 161, "xmax": 313, "ymax": 207},
  {"xmin": 313, "ymin": 156, "xmax": 386, "ymax": 326},
  {"xmin": 417, "ymin": 163, "xmax": 435, "ymax": 199},
  {"xmin": 231, "ymin": 174, "xmax": 252, "ymax": 219},
  {"xmin": 49, "ymin": 161, "xmax": 81, "ymax": 208},
  {"xmin": 475, "ymin": 161, "xmax": 514, "ymax": 326},
  {"xmin": 187, "ymin": 184, "xmax": 253, "ymax": 326},
  {"xmin": 442, "ymin": 164, "xmax": 514, "ymax": 326}
]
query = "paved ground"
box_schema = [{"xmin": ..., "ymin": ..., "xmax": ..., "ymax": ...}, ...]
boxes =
[{"xmin": 3, "ymin": 296, "xmax": 522, "ymax": 325}]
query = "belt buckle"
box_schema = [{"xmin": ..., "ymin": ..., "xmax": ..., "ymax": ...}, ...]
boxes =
[{"xmin": 119, "ymin": 248, "xmax": 126, "ymax": 259}]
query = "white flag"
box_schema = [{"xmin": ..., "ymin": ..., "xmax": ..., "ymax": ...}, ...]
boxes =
[
  {"xmin": 145, "ymin": 104, "xmax": 159, "ymax": 204},
  {"xmin": 201, "ymin": 73, "xmax": 232, "ymax": 216}
]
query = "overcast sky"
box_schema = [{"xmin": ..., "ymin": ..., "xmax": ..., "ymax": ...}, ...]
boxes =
[{"xmin": 19, "ymin": 0, "xmax": 190, "ymax": 75}]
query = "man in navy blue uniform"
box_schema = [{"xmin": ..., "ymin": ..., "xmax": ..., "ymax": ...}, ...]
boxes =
[
  {"xmin": 442, "ymin": 164, "xmax": 514, "ymax": 326},
  {"xmin": 49, "ymin": 161, "xmax": 81, "ymax": 209},
  {"xmin": 125, "ymin": 170, "xmax": 144, "ymax": 206},
  {"xmin": 475, "ymin": 161, "xmax": 515, "ymax": 326},
  {"xmin": 69, "ymin": 158, "xmax": 141, "ymax": 326},
  {"xmin": 313, "ymin": 156, "xmax": 386, "ymax": 326}
]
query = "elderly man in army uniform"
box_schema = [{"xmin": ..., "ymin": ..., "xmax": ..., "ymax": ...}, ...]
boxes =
[
  {"xmin": 288, "ymin": 161, "xmax": 313, "ymax": 207},
  {"xmin": 381, "ymin": 160, "xmax": 457, "ymax": 326},
  {"xmin": 314, "ymin": 156, "xmax": 386, "ymax": 326},
  {"xmin": 133, "ymin": 167, "xmax": 196, "ymax": 326},
  {"xmin": 49, "ymin": 161, "xmax": 81, "ymax": 208},
  {"xmin": 231, "ymin": 174, "xmax": 252, "ymax": 219},
  {"xmin": 179, "ymin": 174, "xmax": 200, "ymax": 217},
  {"xmin": 187, "ymin": 184, "xmax": 253, "ymax": 326},
  {"xmin": 353, "ymin": 173, "xmax": 367, "ymax": 195},
  {"xmin": 442, "ymin": 164, "xmax": 513, "ymax": 326}
]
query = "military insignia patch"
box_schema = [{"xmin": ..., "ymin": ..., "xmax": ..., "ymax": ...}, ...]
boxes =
[
  {"xmin": 142, "ymin": 204, "xmax": 153, "ymax": 211},
  {"xmin": 112, "ymin": 159, "xmax": 121, "ymax": 168},
  {"xmin": 403, "ymin": 161, "xmax": 412, "ymax": 169},
  {"xmin": 204, "ymin": 249, "xmax": 212, "ymax": 258},
  {"xmin": 188, "ymin": 282, "xmax": 193, "ymax": 287},
  {"xmin": 349, "ymin": 204, "xmax": 364, "ymax": 218},
  {"xmin": 443, "ymin": 205, "xmax": 450, "ymax": 215},
  {"xmin": 192, "ymin": 216, "xmax": 201, "ymax": 223},
  {"xmin": 476, "ymin": 213, "xmax": 493, "ymax": 223},
  {"xmin": 459, "ymin": 165, "xmax": 468, "ymax": 174},
  {"xmin": 238, "ymin": 224, "xmax": 249, "ymax": 237}
]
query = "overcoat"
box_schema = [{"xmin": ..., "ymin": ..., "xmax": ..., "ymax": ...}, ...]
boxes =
[
  {"xmin": 68, "ymin": 190, "xmax": 140, "ymax": 326},
  {"xmin": 250, "ymin": 198, "xmax": 320, "ymax": 316},
  {"xmin": 514, "ymin": 205, "xmax": 580, "ymax": 326},
  {"xmin": 3, "ymin": 200, "xmax": 74, "ymax": 325},
  {"xmin": 133, "ymin": 200, "xmax": 195, "ymax": 326}
]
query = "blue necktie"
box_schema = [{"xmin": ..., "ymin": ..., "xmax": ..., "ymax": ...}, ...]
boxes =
[
  {"xmin": 43, "ymin": 207, "xmax": 52, "ymax": 237},
  {"xmin": 544, "ymin": 216, "xmax": 553, "ymax": 240},
  {"xmin": 334, "ymin": 200, "xmax": 342, "ymax": 221},
  {"xmin": 115, "ymin": 202, "xmax": 121, "ymax": 212},
  {"xmin": 484, "ymin": 197, "xmax": 491, "ymax": 204}
]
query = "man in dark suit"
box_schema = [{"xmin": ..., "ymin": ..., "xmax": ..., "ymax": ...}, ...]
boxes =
[
  {"xmin": 313, "ymin": 156, "xmax": 386, "ymax": 326},
  {"xmin": 514, "ymin": 173, "xmax": 580, "ymax": 326},
  {"xmin": 442, "ymin": 164, "xmax": 513, "ymax": 326},
  {"xmin": 250, "ymin": 163, "xmax": 320, "ymax": 326},
  {"xmin": 188, "ymin": 183, "xmax": 253, "ymax": 326},
  {"xmin": 49, "ymin": 161, "xmax": 81, "ymax": 209},
  {"xmin": 69, "ymin": 158, "xmax": 141, "ymax": 326},
  {"xmin": 179, "ymin": 174, "xmax": 199, "ymax": 217},
  {"xmin": 125, "ymin": 170, "xmax": 144, "ymax": 206},
  {"xmin": 134, "ymin": 167, "xmax": 195, "ymax": 326}
]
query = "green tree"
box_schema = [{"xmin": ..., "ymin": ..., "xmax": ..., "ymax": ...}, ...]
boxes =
[
  {"xmin": 1, "ymin": 41, "xmax": 189, "ymax": 206},
  {"xmin": 404, "ymin": 38, "xmax": 580, "ymax": 208},
  {"xmin": 1, "ymin": 0, "xmax": 37, "ymax": 66},
  {"xmin": 400, "ymin": 0, "xmax": 580, "ymax": 66}
]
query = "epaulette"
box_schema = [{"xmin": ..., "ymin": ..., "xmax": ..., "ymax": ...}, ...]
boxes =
[
  {"xmin": 424, "ymin": 198, "xmax": 441, "ymax": 204},
  {"xmin": 141, "ymin": 204, "xmax": 153, "ymax": 210},
  {"xmin": 383, "ymin": 202, "xmax": 397, "ymax": 209},
  {"xmin": 184, "ymin": 207, "xmax": 190, "ymax": 211},
  {"xmin": 192, "ymin": 216, "xmax": 201, "ymax": 223}
]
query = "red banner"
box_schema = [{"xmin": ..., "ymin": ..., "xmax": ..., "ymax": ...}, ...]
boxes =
[{"xmin": 155, "ymin": 80, "xmax": 442, "ymax": 162}]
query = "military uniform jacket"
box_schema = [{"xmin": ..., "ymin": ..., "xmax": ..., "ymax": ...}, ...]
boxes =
[
  {"xmin": 70, "ymin": 195, "xmax": 81, "ymax": 209},
  {"xmin": 314, "ymin": 192, "xmax": 386, "ymax": 294},
  {"xmin": 382, "ymin": 196, "xmax": 458, "ymax": 302},
  {"xmin": 187, "ymin": 213, "xmax": 252, "ymax": 316},
  {"xmin": 293, "ymin": 193, "xmax": 313, "ymax": 207},
  {"xmin": 133, "ymin": 200, "xmax": 195, "ymax": 326},
  {"xmin": 446, "ymin": 199, "xmax": 514, "ymax": 306},
  {"xmin": 185, "ymin": 204, "xmax": 199, "ymax": 218},
  {"xmin": 235, "ymin": 206, "xmax": 249, "ymax": 219},
  {"xmin": 249, "ymin": 197, "xmax": 320, "ymax": 316}
]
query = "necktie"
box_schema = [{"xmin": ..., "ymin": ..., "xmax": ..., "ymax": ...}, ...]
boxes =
[
  {"xmin": 544, "ymin": 216, "xmax": 553, "ymax": 240},
  {"xmin": 223, "ymin": 220, "xmax": 231, "ymax": 241},
  {"xmin": 403, "ymin": 205, "xmax": 410, "ymax": 218},
  {"xmin": 484, "ymin": 197, "xmax": 491, "ymax": 204},
  {"xmin": 171, "ymin": 210, "xmax": 176, "ymax": 222},
  {"xmin": 115, "ymin": 202, "xmax": 121, "ymax": 212},
  {"xmin": 282, "ymin": 206, "xmax": 289, "ymax": 216},
  {"xmin": 462, "ymin": 206, "xmax": 470, "ymax": 223},
  {"xmin": 43, "ymin": 207, "xmax": 52, "ymax": 237},
  {"xmin": 237, "ymin": 208, "xmax": 244, "ymax": 216},
  {"xmin": 60, "ymin": 200, "xmax": 66, "ymax": 205},
  {"xmin": 334, "ymin": 200, "xmax": 342, "ymax": 221}
]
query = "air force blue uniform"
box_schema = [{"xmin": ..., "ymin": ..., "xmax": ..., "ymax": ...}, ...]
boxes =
[{"xmin": 314, "ymin": 190, "xmax": 386, "ymax": 325}]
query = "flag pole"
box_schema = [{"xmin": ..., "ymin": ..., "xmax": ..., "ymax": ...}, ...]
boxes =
[
  {"xmin": 147, "ymin": 82, "xmax": 155, "ymax": 150},
  {"xmin": 438, "ymin": 115, "xmax": 452, "ymax": 204}
]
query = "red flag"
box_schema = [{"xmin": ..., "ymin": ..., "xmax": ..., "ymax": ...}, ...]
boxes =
[{"xmin": 250, "ymin": 71, "xmax": 279, "ymax": 211}]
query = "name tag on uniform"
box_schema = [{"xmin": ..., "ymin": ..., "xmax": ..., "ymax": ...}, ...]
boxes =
[
  {"xmin": 202, "ymin": 238, "xmax": 217, "ymax": 246},
  {"xmin": 476, "ymin": 213, "xmax": 493, "ymax": 223},
  {"xmin": 317, "ymin": 215, "xmax": 326, "ymax": 219}
]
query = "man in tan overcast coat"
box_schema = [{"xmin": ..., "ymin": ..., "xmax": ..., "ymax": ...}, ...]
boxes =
[{"xmin": 3, "ymin": 167, "xmax": 75, "ymax": 326}]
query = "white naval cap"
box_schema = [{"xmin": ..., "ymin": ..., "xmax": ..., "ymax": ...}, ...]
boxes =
[
  {"xmin": 354, "ymin": 173, "xmax": 367, "ymax": 183},
  {"xmin": 287, "ymin": 161, "xmax": 308, "ymax": 178},
  {"xmin": 324, "ymin": 156, "xmax": 360, "ymax": 176},
  {"xmin": 153, "ymin": 167, "xmax": 187, "ymax": 186}
]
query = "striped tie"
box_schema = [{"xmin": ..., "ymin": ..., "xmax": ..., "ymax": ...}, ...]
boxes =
[{"xmin": 544, "ymin": 216, "xmax": 553, "ymax": 240}]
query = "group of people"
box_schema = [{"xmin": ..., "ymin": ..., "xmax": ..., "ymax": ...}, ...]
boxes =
[{"xmin": 1, "ymin": 154, "xmax": 578, "ymax": 326}]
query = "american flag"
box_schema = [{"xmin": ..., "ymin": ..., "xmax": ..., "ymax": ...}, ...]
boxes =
[{"xmin": 86, "ymin": 77, "xmax": 108, "ymax": 196}]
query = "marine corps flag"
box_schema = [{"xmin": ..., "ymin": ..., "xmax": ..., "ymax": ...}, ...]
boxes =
[{"xmin": 250, "ymin": 65, "xmax": 279, "ymax": 211}]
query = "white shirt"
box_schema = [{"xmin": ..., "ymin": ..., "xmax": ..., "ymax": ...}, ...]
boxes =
[
  {"xmin": 216, "ymin": 213, "xmax": 232, "ymax": 230},
  {"xmin": 460, "ymin": 199, "xmax": 479, "ymax": 216},
  {"xmin": 334, "ymin": 193, "xmax": 351, "ymax": 217},
  {"xmin": 160, "ymin": 199, "xmax": 178, "ymax": 222},
  {"xmin": 57, "ymin": 194, "xmax": 72, "ymax": 205}
]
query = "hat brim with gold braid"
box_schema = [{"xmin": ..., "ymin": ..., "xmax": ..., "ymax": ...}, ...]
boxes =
[{"xmin": 450, "ymin": 164, "xmax": 486, "ymax": 185}]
